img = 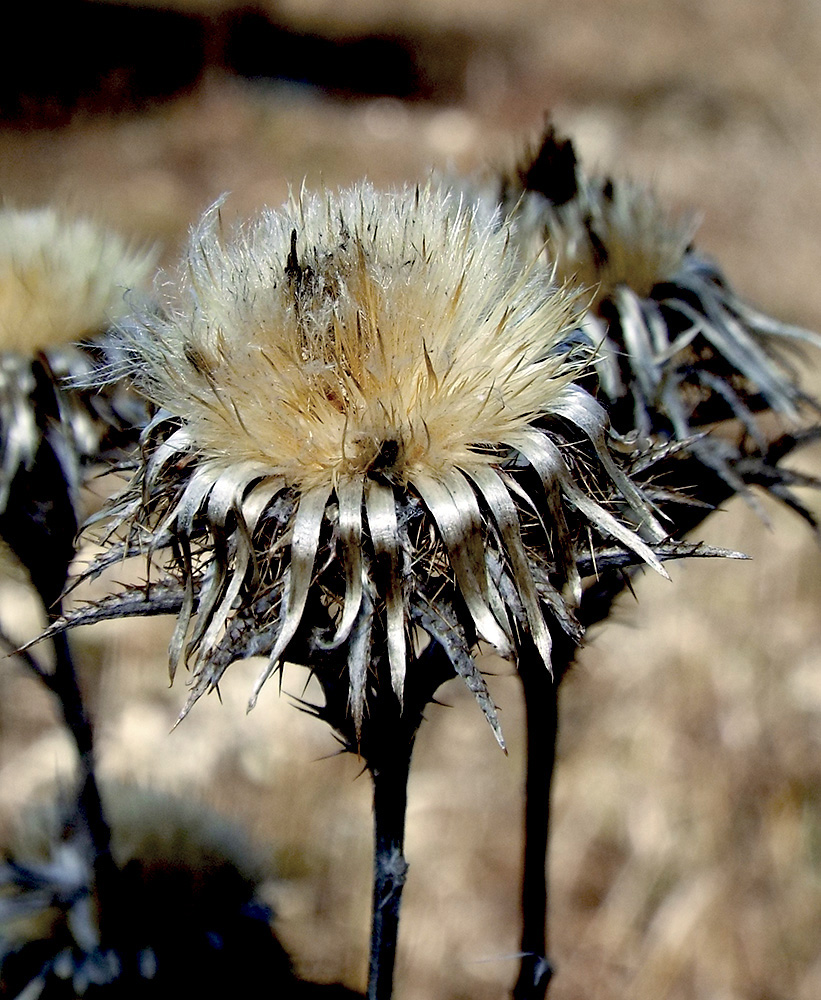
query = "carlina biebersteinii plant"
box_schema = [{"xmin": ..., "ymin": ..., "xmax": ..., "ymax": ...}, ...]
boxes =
[
  {"xmin": 0, "ymin": 205, "xmax": 157, "ymax": 976},
  {"xmin": 37, "ymin": 181, "xmax": 736, "ymax": 1000},
  {"xmin": 486, "ymin": 125, "xmax": 821, "ymax": 999}
]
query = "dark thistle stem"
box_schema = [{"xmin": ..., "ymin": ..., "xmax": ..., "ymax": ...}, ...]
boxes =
[
  {"xmin": 47, "ymin": 622, "xmax": 119, "ymax": 937},
  {"xmin": 513, "ymin": 430, "xmax": 818, "ymax": 997},
  {"xmin": 368, "ymin": 726, "xmax": 412, "ymax": 1000},
  {"xmin": 360, "ymin": 637, "xmax": 457, "ymax": 1000},
  {"xmin": 16, "ymin": 604, "xmax": 121, "ymax": 953},
  {"xmin": 8, "ymin": 609, "xmax": 120, "ymax": 954},
  {"xmin": 513, "ymin": 637, "xmax": 559, "ymax": 1000},
  {"xmin": 312, "ymin": 616, "xmax": 453, "ymax": 1000},
  {"xmin": 362, "ymin": 644, "xmax": 447, "ymax": 1000}
]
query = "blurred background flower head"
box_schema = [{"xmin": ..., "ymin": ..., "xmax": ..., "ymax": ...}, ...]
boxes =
[
  {"xmin": 0, "ymin": 207, "xmax": 156, "ymax": 515},
  {"xmin": 0, "ymin": 782, "xmax": 363, "ymax": 999},
  {"xmin": 499, "ymin": 127, "xmax": 821, "ymax": 517}
]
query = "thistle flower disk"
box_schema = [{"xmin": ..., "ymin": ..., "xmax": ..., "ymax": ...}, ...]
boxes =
[{"xmin": 132, "ymin": 185, "xmax": 581, "ymax": 490}]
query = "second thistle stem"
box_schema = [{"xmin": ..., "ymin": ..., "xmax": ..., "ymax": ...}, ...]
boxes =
[
  {"xmin": 367, "ymin": 733, "xmax": 412, "ymax": 1000},
  {"xmin": 514, "ymin": 647, "xmax": 560, "ymax": 1000},
  {"xmin": 49, "ymin": 627, "xmax": 118, "ymax": 913}
]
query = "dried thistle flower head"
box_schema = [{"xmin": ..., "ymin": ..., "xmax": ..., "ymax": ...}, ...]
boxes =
[
  {"xmin": 0, "ymin": 207, "xmax": 157, "ymax": 514},
  {"xmin": 503, "ymin": 128, "xmax": 697, "ymax": 311},
  {"xmin": 68, "ymin": 182, "xmax": 667, "ymax": 744},
  {"xmin": 502, "ymin": 126, "xmax": 821, "ymax": 509},
  {"xmin": 125, "ymin": 190, "xmax": 582, "ymax": 491}
]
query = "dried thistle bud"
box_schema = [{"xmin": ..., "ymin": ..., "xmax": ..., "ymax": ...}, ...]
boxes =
[
  {"xmin": 0, "ymin": 207, "xmax": 157, "ymax": 513},
  {"xmin": 63, "ymin": 182, "xmax": 668, "ymax": 745}
]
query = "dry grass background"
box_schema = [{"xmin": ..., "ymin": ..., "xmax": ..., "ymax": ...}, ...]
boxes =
[{"xmin": 1, "ymin": 2, "xmax": 821, "ymax": 998}]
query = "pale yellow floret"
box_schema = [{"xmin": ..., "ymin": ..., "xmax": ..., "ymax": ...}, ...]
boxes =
[
  {"xmin": 543, "ymin": 180, "xmax": 697, "ymax": 308},
  {"xmin": 132, "ymin": 183, "xmax": 583, "ymax": 492},
  {"xmin": 0, "ymin": 207, "xmax": 156, "ymax": 353}
]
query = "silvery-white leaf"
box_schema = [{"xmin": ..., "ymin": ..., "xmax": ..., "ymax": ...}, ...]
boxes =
[
  {"xmin": 324, "ymin": 476, "xmax": 364, "ymax": 649},
  {"xmin": 249, "ymin": 482, "xmax": 332, "ymax": 707},
  {"xmin": 365, "ymin": 478, "xmax": 406, "ymax": 703},
  {"xmin": 466, "ymin": 465, "xmax": 553, "ymax": 671},
  {"xmin": 413, "ymin": 470, "xmax": 512, "ymax": 656}
]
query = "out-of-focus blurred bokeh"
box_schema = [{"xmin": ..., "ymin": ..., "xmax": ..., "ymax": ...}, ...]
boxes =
[{"xmin": 1, "ymin": 2, "xmax": 820, "ymax": 998}]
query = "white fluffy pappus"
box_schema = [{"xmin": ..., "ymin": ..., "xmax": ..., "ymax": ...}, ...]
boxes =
[{"xmin": 126, "ymin": 183, "xmax": 583, "ymax": 491}]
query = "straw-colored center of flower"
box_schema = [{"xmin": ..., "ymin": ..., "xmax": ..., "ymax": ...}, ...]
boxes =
[
  {"xmin": 546, "ymin": 184, "xmax": 695, "ymax": 309},
  {"xmin": 149, "ymin": 191, "xmax": 580, "ymax": 491}
]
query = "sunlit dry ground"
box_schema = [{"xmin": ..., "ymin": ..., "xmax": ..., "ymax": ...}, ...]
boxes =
[{"xmin": 1, "ymin": 2, "xmax": 820, "ymax": 998}]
